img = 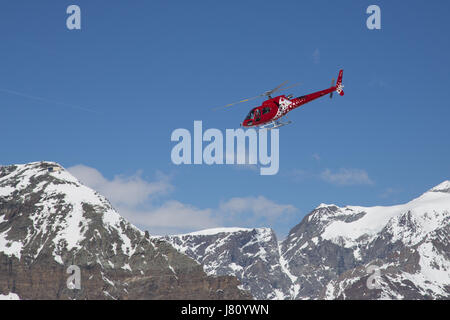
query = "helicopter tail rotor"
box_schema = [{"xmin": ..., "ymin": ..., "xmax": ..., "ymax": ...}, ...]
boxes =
[{"xmin": 330, "ymin": 78, "xmax": 335, "ymax": 99}]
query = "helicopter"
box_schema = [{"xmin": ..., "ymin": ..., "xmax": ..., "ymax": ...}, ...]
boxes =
[{"xmin": 217, "ymin": 69, "xmax": 344, "ymax": 130}]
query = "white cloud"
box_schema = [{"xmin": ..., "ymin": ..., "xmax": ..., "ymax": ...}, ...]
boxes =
[
  {"xmin": 320, "ymin": 168, "xmax": 374, "ymax": 186},
  {"xmin": 220, "ymin": 196, "xmax": 296, "ymax": 219},
  {"xmin": 313, "ymin": 48, "xmax": 320, "ymax": 64},
  {"xmin": 369, "ymin": 78, "xmax": 388, "ymax": 88},
  {"xmin": 68, "ymin": 165, "xmax": 297, "ymax": 235},
  {"xmin": 68, "ymin": 165, "xmax": 172, "ymax": 206},
  {"xmin": 117, "ymin": 201, "xmax": 219, "ymax": 235}
]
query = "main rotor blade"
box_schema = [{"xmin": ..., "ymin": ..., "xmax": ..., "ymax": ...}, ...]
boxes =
[
  {"xmin": 276, "ymin": 82, "xmax": 302, "ymax": 92},
  {"xmin": 271, "ymin": 80, "xmax": 290, "ymax": 92},
  {"xmin": 265, "ymin": 80, "xmax": 289, "ymax": 96},
  {"xmin": 213, "ymin": 80, "xmax": 301, "ymax": 111},
  {"xmin": 213, "ymin": 94, "xmax": 262, "ymax": 110}
]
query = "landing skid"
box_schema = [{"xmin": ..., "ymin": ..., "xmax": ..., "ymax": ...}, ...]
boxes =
[{"xmin": 258, "ymin": 119, "xmax": 292, "ymax": 130}]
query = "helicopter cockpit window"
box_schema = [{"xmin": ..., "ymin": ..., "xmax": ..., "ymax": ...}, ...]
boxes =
[
  {"xmin": 262, "ymin": 107, "xmax": 271, "ymax": 114},
  {"xmin": 245, "ymin": 110, "xmax": 255, "ymax": 120}
]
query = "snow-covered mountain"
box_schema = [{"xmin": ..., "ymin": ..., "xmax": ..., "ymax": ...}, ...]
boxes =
[
  {"xmin": 317, "ymin": 182, "xmax": 450, "ymax": 299},
  {"xmin": 0, "ymin": 162, "xmax": 250, "ymax": 300},
  {"xmin": 1, "ymin": 161, "xmax": 448, "ymax": 300},
  {"xmin": 164, "ymin": 182, "xmax": 450, "ymax": 300},
  {"xmin": 162, "ymin": 227, "xmax": 298, "ymax": 299}
]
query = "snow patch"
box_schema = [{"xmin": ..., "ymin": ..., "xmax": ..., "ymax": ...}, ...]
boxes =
[
  {"xmin": 0, "ymin": 228, "xmax": 23, "ymax": 259},
  {"xmin": 321, "ymin": 190, "xmax": 450, "ymax": 247},
  {"xmin": 429, "ymin": 180, "xmax": 450, "ymax": 193},
  {"xmin": 0, "ymin": 293, "xmax": 20, "ymax": 300},
  {"xmin": 176, "ymin": 227, "xmax": 254, "ymax": 237}
]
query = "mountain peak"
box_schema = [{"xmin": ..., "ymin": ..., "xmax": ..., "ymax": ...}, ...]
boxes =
[
  {"xmin": 429, "ymin": 180, "xmax": 450, "ymax": 193},
  {"xmin": 0, "ymin": 161, "xmax": 251, "ymax": 300},
  {"xmin": 0, "ymin": 161, "xmax": 80, "ymax": 192},
  {"xmin": 316, "ymin": 203, "xmax": 338, "ymax": 209}
]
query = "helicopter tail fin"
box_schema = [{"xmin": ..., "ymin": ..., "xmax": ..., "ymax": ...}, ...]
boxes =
[{"xmin": 335, "ymin": 69, "xmax": 344, "ymax": 96}]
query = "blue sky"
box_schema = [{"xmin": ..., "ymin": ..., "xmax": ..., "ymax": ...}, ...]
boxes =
[{"xmin": 1, "ymin": 1, "xmax": 450, "ymax": 238}]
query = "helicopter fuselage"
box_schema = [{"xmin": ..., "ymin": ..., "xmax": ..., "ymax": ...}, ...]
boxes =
[{"xmin": 241, "ymin": 70, "xmax": 344, "ymax": 128}]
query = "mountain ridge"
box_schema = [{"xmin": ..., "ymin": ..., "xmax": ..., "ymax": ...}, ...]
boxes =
[
  {"xmin": 1, "ymin": 161, "xmax": 448, "ymax": 300},
  {"xmin": 0, "ymin": 161, "xmax": 251, "ymax": 300},
  {"xmin": 164, "ymin": 180, "xmax": 450, "ymax": 300}
]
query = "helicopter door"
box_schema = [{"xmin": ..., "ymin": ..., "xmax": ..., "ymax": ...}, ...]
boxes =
[{"xmin": 254, "ymin": 108, "xmax": 261, "ymax": 122}]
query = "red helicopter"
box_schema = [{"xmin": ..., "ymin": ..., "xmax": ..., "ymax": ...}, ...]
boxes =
[{"xmin": 218, "ymin": 70, "xmax": 344, "ymax": 129}]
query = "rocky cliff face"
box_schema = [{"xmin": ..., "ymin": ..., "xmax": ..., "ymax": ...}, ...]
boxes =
[
  {"xmin": 164, "ymin": 182, "xmax": 450, "ymax": 300},
  {"xmin": 0, "ymin": 162, "xmax": 251, "ymax": 300},
  {"xmin": 162, "ymin": 228, "xmax": 297, "ymax": 299}
]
